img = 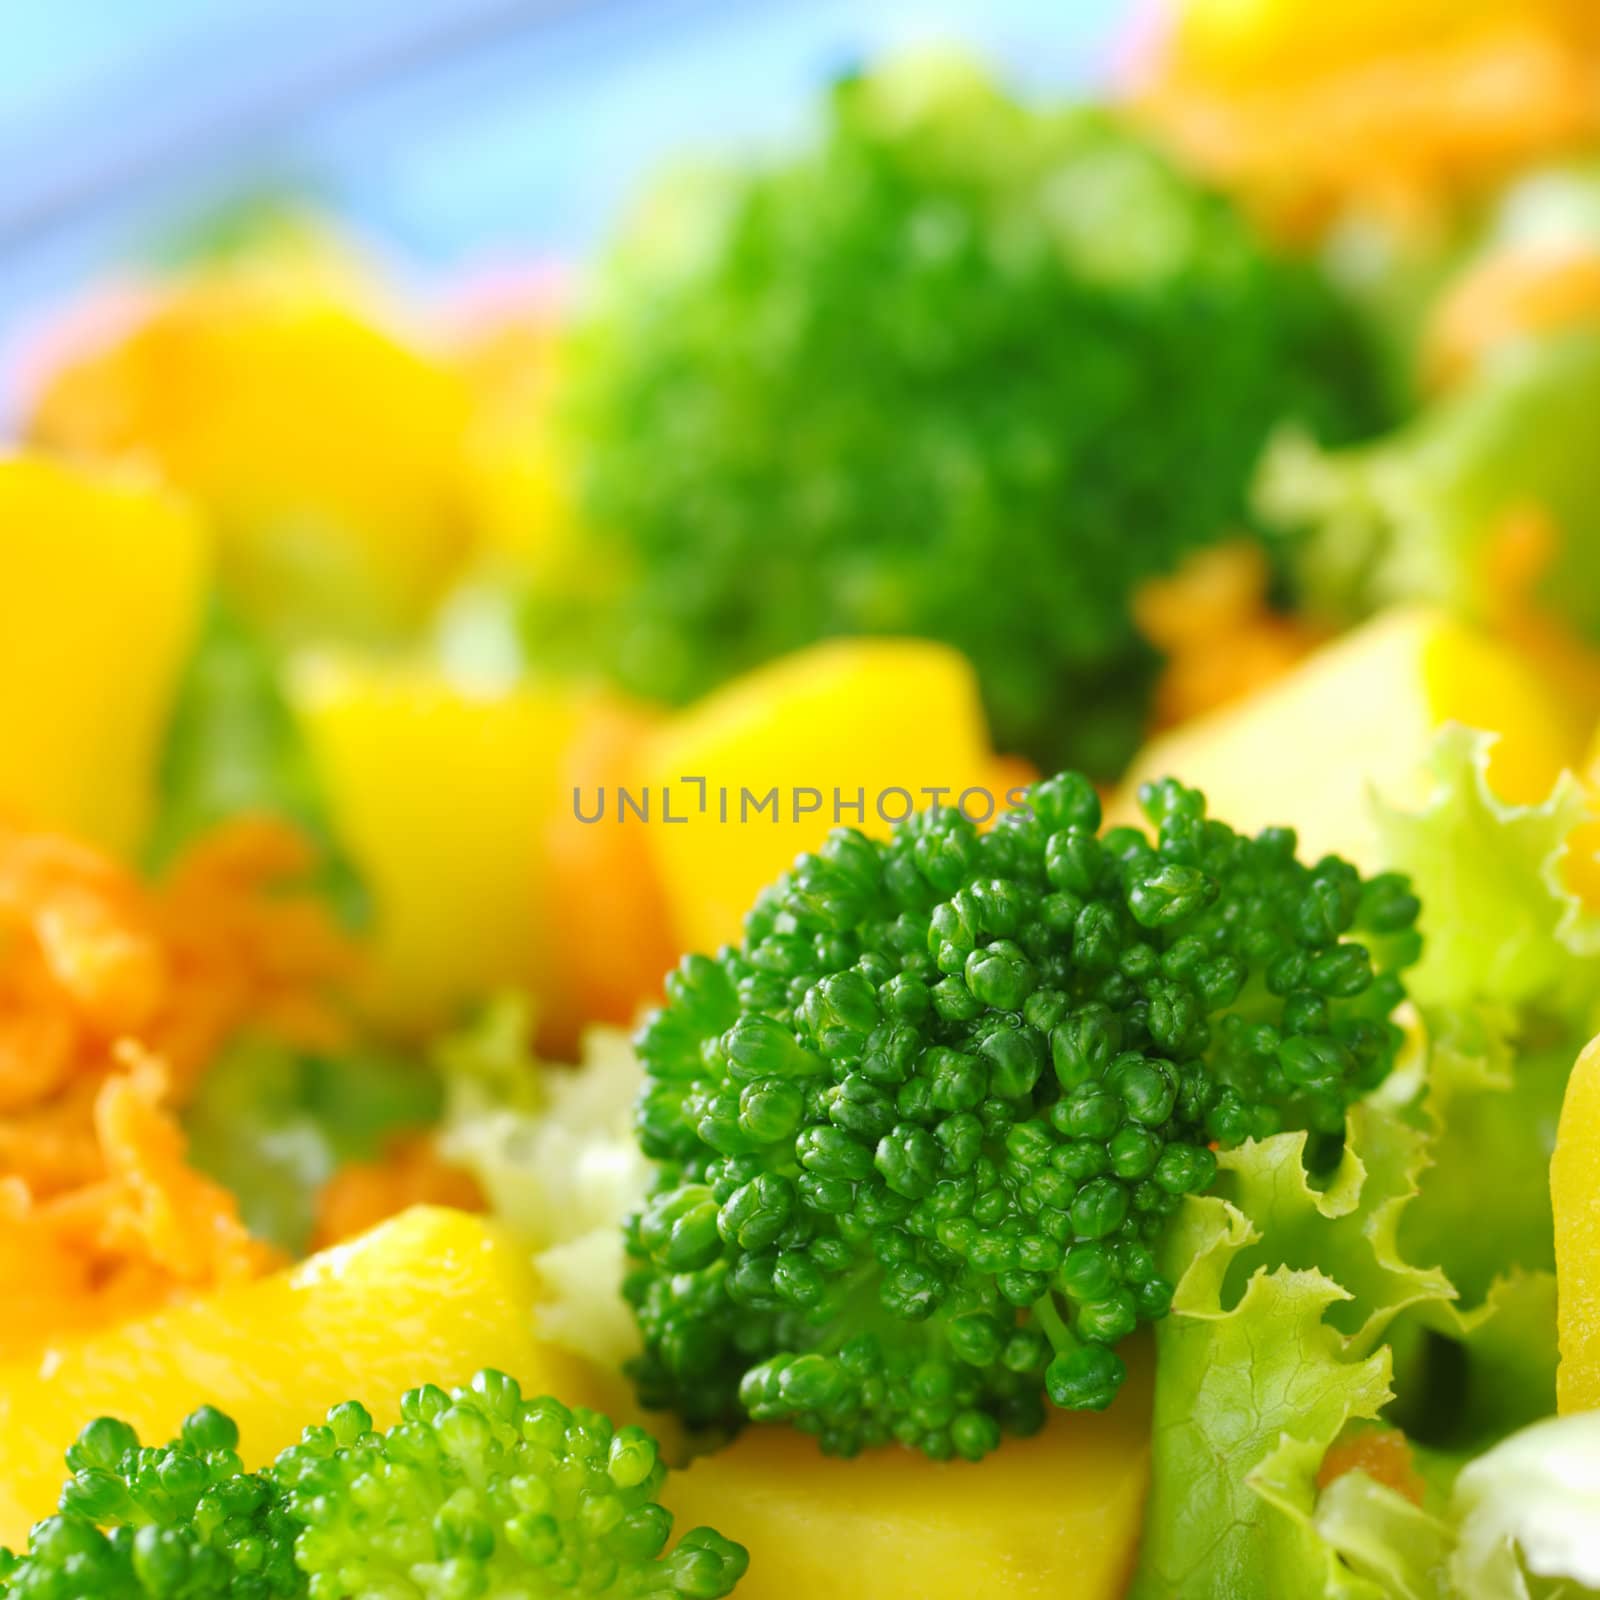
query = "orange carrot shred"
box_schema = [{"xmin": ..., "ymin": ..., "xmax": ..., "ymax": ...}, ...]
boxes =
[
  {"xmin": 310, "ymin": 1131, "xmax": 486, "ymax": 1253},
  {"xmin": 0, "ymin": 812, "xmax": 352, "ymax": 1355},
  {"xmin": 1317, "ymin": 1425, "xmax": 1427, "ymax": 1507},
  {"xmin": 1135, "ymin": 542, "xmax": 1328, "ymax": 729}
]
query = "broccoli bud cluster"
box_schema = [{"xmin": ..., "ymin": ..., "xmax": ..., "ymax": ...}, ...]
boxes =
[
  {"xmin": 626, "ymin": 774, "xmax": 1420, "ymax": 1459},
  {"xmin": 547, "ymin": 60, "xmax": 1387, "ymax": 773},
  {"xmin": 1, "ymin": 1374, "xmax": 747, "ymax": 1600},
  {"xmin": 0, "ymin": 1408, "xmax": 298, "ymax": 1600},
  {"xmin": 275, "ymin": 1374, "xmax": 746, "ymax": 1599}
]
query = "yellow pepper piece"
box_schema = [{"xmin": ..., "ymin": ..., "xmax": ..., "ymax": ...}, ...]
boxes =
[
  {"xmin": 0, "ymin": 453, "xmax": 207, "ymax": 855},
  {"xmin": 290, "ymin": 659, "xmax": 582, "ymax": 1034},
  {"xmin": 31, "ymin": 284, "xmax": 472, "ymax": 642},
  {"xmin": 454, "ymin": 286, "xmax": 576, "ymax": 571},
  {"xmin": 0, "ymin": 1207, "xmax": 622, "ymax": 1548},
  {"xmin": 635, "ymin": 639, "xmax": 1030, "ymax": 954},
  {"xmin": 1113, "ymin": 607, "xmax": 1583, "ymax": 869},
  {"xmin": 1554, "ymin": 1035, "xmax": 1600, "ymax": 1413},
  {"xmin": 663, "ymin": 1352, "xmax": 1151, "ymax": 1600}
]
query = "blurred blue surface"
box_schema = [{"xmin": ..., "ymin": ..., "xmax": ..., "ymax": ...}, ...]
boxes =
[{"xmin": 0, "ymin": 0, "xmax": 1124, "ymax": 364}]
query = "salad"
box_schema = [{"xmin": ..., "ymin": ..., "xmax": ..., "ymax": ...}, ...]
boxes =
[{"xmin": 5, "ymin": 3, "xmax": 1600, "ymax": 1596}]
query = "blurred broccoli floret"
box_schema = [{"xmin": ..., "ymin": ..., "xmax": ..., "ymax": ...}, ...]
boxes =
[
  {"xmin": 546, "ymin": 56, "xmax": 1386, "ymax": 772},
  {"xmin": 1, "ymin": 1375, "xmax": 747, "ymax": 1600},
  {"xmin": 624, "ymin": 773, "xmax": 1420, "ymax": 1460}
]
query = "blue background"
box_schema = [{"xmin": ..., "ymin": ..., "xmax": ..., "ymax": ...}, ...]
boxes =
[{"xmin": 0, "ymin": 0, "xmax": 1127, "ymax": 361}]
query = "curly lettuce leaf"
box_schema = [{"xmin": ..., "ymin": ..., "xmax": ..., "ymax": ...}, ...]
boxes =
[
  {"xmin": 1309, "ymin": 1409, "xmax": 1600, "ymax": 1600},
  {"xmin": 1431, "ymin": 1271, "xmax": 1558, "ymax": 1453},
  {"xmin": 1370, "ymin": 1011, "xmax": 1561, "ymax": 1468},
  {"xmin": 1130, "ymin": 730, "xmax": 1594, "ymax": 1595},
  {"xmin": 1393, "ymin": 1006, "xmax": 1565, "ymax": 1306},
  {"xmin": 1129, "ymin": 1104, "xmax": 1455, "ymax": 1599},
  {"xmin": 1311, "ymin": 1472, "xmax": 1455, "ymax": 1600},
  {"xmin": 1357, "ymin": 728, "xmax": 1585, "ymax": 1442},
  {"xmin": 1370, "ymin": 726, "xmax": 1600, "ymax": 1019},
  {"xmin": 1130, "ymin": 1040, "xmax": 1563, "ymax": 1600},
  {"xmin": 436, "ymin": 1001, "xmax": 651, "ymax": 1369},
  {"xmin": 1450, "ymin": 1411, "xmax": 1600, "ymax": 1599},
  {"xmin": 1258, "ymin": 330, "xmax": 1600, "ymax": 641}
]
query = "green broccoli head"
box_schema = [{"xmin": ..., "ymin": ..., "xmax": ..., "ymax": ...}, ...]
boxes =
[
  {"xmin": 547, "ymin": 56, "xmax": 1386, "ymax": 772},
  {"xmin": 275, "ymin": 1373, "xmax": 746, "ymax": 1599},
  {"xmin": 1, "ymin": 1377, "xmax": 747, "ymax": 1600},
  {"xmin": 0, "ymin": 1408, "xmax": 299, "ymax": 1600},
  {"xmin": 625, "ymin": 773, "xmax": 1421, "ymax": 1460}
]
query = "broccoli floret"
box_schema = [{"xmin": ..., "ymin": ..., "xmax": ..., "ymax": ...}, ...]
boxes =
[
  {"xmin": 276, "ymin": 1373, "xmax": 746, "ymax": 1599},
  {"xmin": 624, "ymin": 773, "xmax": 1420, "ymax": 1459},
  {"xmin": 0, "ymin": 1408, "xmax": 299, "ymax": 1599},
  {"xmin": 545, "ymin": 57, "xmax": 1386, "ymax": 773},
  {"xmin": 0, "ymin": 1376, "xmax": 747, "ymax": 1600}
]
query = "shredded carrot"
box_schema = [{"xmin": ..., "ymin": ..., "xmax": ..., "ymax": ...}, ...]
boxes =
[
  {"xmin": 1317, "ymin": 1425, "xmax": 1427, "ymax": 1506},
  {"xmin": 310, "ymin": 1131, "xmax": 485, "ymax": 1252},
  {"xmin": 96, "ymin": 1043, "xmax": 282, "ymax": 1286},
  {"xmin": 0, "ymin": 1051, "xmax": 283, "ymax": 1360},
  {"xmin": 0, "ymin": 812, "xmax": 352, "ymax": 1352},
  {"xmin": 149, "ymin": 817, "xmax": 355, "ymax": 1095},
  {"xmin": 1135, "ymin": 542, "xmax": 1328, "ymax": 728},
  {"xmin": 0, "ymin": 812, "xmax": 353, "ymax": 1192}
]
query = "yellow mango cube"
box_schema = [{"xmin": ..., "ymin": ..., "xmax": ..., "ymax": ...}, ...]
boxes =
[
  {"xmin": 1554, "ymin": 1035, "xmax": 1600, "ymax": 1413},
  {"xmin": 1113, "ymin": 607, "xmax": 1582, "ymax": 869},
  {"xmin": 663, "ymin": 1354, "xmax": 1151, "ymax": 1600},
  {"xmin": 0, "ymin": 453, "xmax": 207, "ymax": 855},
  {"xmin": 290, "ymin": 659, "xmax": 583, "ymax": 1033},
  {"xmin": 635, "ymin": 639, "xmax": 1030, "ymax": 954},
  {"xmin": 32, "ymin": 285, "xmax": 472, "ymax": 642},
  {"xmin": 0, "ymin": 1207, "xmax": 621, "ymax": 1548}
]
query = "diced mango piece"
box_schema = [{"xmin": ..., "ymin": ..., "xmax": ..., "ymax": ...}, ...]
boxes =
[
  {"xmin": 663, "ymin": 1353, "xmax": 1151, "ymax": 1600},
  {"xmin": 0, "ymin": 1207, "xmax": 622, "ymax": 1548},
  {"xmin": 1554, "ymin": 1034, "xmax": 1600, "ymax": 1413},
  {"xmin": 1113, "ymin": 607, "xmax": 1583, "ymax": 868},
  {"xmin": 452, "ymin": 278, "xmax": 576, "ymax": 571},
  {"xmin": 0, "ymin": 453, "xmax": 208, "ymax": 855},
  {"xmin": 636, "ymin": 640, "xmax": 1030, "ymax": 954},
  {"xmin": 31, "ymin": 285, "xmax": 472, "ymax": 642},
  {"xmin": 290, "ymin": 660, "xmax": 583, "ymax": 1034}
]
